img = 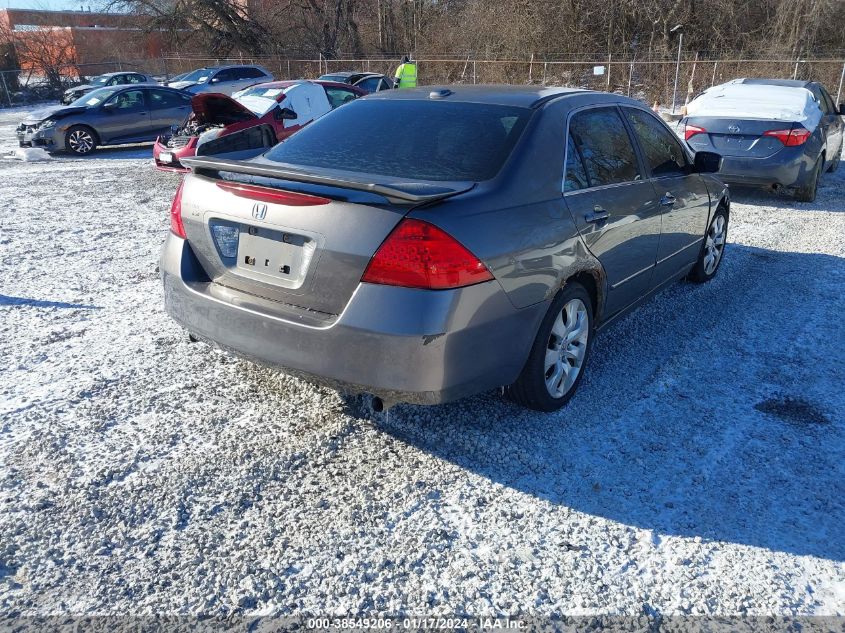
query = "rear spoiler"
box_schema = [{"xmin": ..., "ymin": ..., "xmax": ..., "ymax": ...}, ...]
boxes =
[{"xmin": 179, "ymin": 156, "xmax": 475, "ymax": 204}]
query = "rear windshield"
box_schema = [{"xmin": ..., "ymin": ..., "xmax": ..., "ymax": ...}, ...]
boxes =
[{"xmin": 263, "ymin": 99, "xmax": 532, "ymax": 181}]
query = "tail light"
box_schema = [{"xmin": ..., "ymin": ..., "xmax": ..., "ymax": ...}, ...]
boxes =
[
  {"xmin": 763, "ymin": 127, "xmax": 811, "ymax": 147},
  {"xmin": 169, "ymin": 179, "xmax": 186, "ymax": 238},
  {"xmin": 684, "ymin": 124, "xmax": 707, "ymax": 141},
  {"xmin": 362, "ymin": 219, "xmax": 493, "ymax": 290}
]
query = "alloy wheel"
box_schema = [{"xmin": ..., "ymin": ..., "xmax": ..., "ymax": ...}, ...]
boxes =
[
  {"xmin": 68, "ymin": 129, "xmax": 94, "ymax": 154},
  {"xmin": 703, "ymin": 214, "xmax": 726, "ymax": 275},
  {"xmin": 544, "ymin": 298, "xmax": 589, "ymax": 398}
]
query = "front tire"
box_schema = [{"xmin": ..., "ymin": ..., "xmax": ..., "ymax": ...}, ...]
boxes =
[
  {"xmin": 65, "ymin": 125, "xmax": 97, "ymax": 156},
  {"xmin": 689, "ymin": 207, "xmax": 728, "ymax": 283},
  {"xmin": 506, "ymin": 282, "xmax": 594, "ymax": 412}
]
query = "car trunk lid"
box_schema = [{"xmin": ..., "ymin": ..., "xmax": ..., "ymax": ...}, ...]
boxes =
[
  {"xmin": 684, "ymin": 116, "xmax": 800, "ymax": 158},
  {"xmin": 177, "ymin": 155, "xmax": 474, "ymax": 316}
]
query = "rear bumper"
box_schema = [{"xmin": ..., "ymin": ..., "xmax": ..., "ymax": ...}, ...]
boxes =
[
  {"xmin": 716, "ymin": 148, "xmax": 815, "ymax": 189},
  {"xmin": 160, "ymin": 233, "xmax": 547, "ymax": 405}
]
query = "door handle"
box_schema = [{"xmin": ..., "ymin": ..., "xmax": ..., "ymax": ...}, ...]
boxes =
[
  {"xmin": 585, "ymin": 207, "xmax": 610, "ymax": 223},
  {"xmin": 659, "ymin": 193, "xmax": 676, "ymax": 207}
]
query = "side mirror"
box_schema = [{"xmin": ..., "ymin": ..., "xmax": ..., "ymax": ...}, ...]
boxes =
[
  {"xmin": 838, "ymin": 103, "xmax": 845, "ymax": 116},
  {"xmin": 102, "ymin": 101, "xmax": 118, "ymax": 112},
  {"xmin": 275, "ymin": 107, "xmax": 298, "ymax": 121},
  {"xmin": 693, "ymin": 151, "xmax": 722, "ymax": 174},
  {"xmin": 210, "ymin": 77, "xmax": 219, "ymax": 84}
]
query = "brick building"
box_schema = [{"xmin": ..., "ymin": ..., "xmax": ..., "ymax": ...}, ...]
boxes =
[{"xmin": 0, "ymin": 8, "xmax": 169, "ymax": 74}]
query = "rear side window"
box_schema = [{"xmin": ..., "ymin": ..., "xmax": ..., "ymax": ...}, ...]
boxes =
[
  {"xmin": 624, "ymin": 107, "xmax": 688, "ymax": 177},
  {"xmin": 264, "ymin": 100, "xmax": 532, "ymax": 181},
  {"xmin": 241, "ymin": 67, "xmax": 267, "ymax": 79},
  {"xmin": 569, "ymin": 107, "xmax": 640, "ymax": 187},
  {"xmin": 149, "ymin": 89, "xmax": 188, "ymax": 109},
  {"xmin": 564, "ymin": 134, "xmax": 588, "ymax": 192},
  {"xmin": 356, "ymin": 77, "xmax": 380, "ymax": 92}
]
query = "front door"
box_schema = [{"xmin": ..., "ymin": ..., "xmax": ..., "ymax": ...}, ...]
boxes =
[
  {"xmin": 622, "ymin": 106, "xmax": 711, "ymax": 284},
  {"xmin": 563, "ymin": 106, "xmax": 662, "ymax": 317},
  {"xmin": 99, "ymin": 88, "xmax": 151, "ymax": 144}
]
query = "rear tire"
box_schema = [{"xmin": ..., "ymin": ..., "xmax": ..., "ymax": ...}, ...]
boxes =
[
  {"xmin": 65, "ymin": 125, "xmax": 98, "ymax": 156},
  {"xmin": 506, "ymin": 282, "xmax": 594, "ymax": 412},
  {"xmin": 689, "ymin": 206, "xmax": 728, "ymax": 283},
  {"xmin": 795, "ymin": 157, "xmax": 822, "ymax": 202}
]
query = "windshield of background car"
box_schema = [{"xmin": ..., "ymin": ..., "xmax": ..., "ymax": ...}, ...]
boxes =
[
  {"xmin": 264, "ymin": 99, "xmax": 532, "ymax": 181},
  {"xmin": 181, "ymin": 69, "xmax": 212, "ymax": 83},
  {"xmin": 318, "ymin": 75, "xmax": 348, "ymax": 82},
  {"xmin": 91, "ymin": 75, "xmax": 110, "ymax": 86},
  {"xmin": 235, "ymin": 85, "xmax": 289, "ymax": 114},
  {"xmin": 69, "ymin": 87, "xmax": 120, "ymax": 108}
]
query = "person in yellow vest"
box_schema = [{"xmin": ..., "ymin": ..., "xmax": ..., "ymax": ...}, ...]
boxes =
[{"xmin": 393, "ymin": 55, "xmax": 417, "ymax": 89}]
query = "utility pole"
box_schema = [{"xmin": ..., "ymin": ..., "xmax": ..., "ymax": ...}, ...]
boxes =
[{"xmin": 670, "ymin": 24, "xmax": 683, "ymax": 114}]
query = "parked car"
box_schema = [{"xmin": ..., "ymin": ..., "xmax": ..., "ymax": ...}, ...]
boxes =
[
  {"xmin": 682, "ymin": 78, "xmax": 844, "ymax": 202},
  {"xmin": 17, "ymin": 85, "xmax": 191, "ymax": 156},
  {"xmin": 166, "ymin": 65, "xmax": 273, "ymax": 96},
  {"xmin": 161, "ymin": 85, "xmax": 728, "ymax": 411},
  {"xmin": 152, "ymin": 80, "xmax": 364, "ymax": 171},
  {"xmin": 61, "ymin": 71, "xmax": 156, "ymax": 105},
  {"xmin": 317, "ymin": 71, "xmax": 394, "ymax": 93}
]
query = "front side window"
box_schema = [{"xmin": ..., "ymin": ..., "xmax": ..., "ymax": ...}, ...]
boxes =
[
  {"xmin": 569, "ymin": 107, "xmax": 641, "ymax": 187},
  {"xmin": 564, "ymin": 134, "xmax": 588, "ymax": 192},
  {"xmin": 356, "ymin": 77, "xmax": 380, "ymax": 92},
  {"xmin": 264, "ymin": 99, "xmax": 532, "ymax": 182},
  {"xmin": 214, "ymin": 69, "xmax": 237, "ymax": 82},
  {"xmin": 624, "ymin": 107, "xmax": 688, "ymax": 177}
]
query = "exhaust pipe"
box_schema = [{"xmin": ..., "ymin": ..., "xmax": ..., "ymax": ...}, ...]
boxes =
[{"xmin": 370, "ymin": 396, "xmax": 385, "ymax": 413}]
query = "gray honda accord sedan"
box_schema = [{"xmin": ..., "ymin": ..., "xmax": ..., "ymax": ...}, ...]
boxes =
[{"xmin": 161, "ymin": 85, "xmax": 728, "ymax": 411}]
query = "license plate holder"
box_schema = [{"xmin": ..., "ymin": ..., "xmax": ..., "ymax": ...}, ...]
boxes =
[
  {"xmin": 159, "ymin": 152, "xmax": 174, "ymax": 163},
  {"xmin": 236, "ymin": 225, "xmax": 307, "ymax": 283}
]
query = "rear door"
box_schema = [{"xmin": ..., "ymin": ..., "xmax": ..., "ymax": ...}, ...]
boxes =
[
  {"xmin": 813, "ymin": 84, "xmax": 843, "ymax": 165},
  {"xmin": 563, "ymin": 106, "xmax": 662, "ymax": 317},
  {"xmin": 147, "ymin": 88, "xmax": 191, "ymax": 136},
  {"xmin": 623, "ymin": 106, "xmax": 711, "ymax": 283}
]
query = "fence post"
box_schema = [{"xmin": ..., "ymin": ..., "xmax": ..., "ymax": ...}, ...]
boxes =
[
  {"xmin": 528, "ymin": 52, "xmax": 533, "ymax": 83},
  {"xmin": 836, "ymin": 60, "xmax": 845, "ymax": 105},
  {"xmin": 606, "ymin": 53, "xmax": 612, "ymax": 90},
  {"xmin": 793, "ymin": 56, "xmax": 800, "ymax": 79},
  {"xmin": 473, "ymin": 60, "xmax": 477, "ymax": 84},
  {"xmin": 287, "ymin": 59, "xmax": 291, "ymax": 79},
  {"xmin": 711, "ymin": 61, "xmax": 717, "ymax": 86},
  {"xmin": 543, "ymin": 62, "xmax": 547, "ymax": 85},
  {"xmin": 1, "ymin": 72, "xmax": 12, "ymax": 108},
  {"xmin": 627, "ymin": 58, "xmax": 634, "ymax": 96}
]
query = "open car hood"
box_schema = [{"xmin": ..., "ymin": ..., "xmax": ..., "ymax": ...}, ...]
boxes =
[{"xmin": 191, "ymin": 93, "xmax": 258, "ymax": 125}]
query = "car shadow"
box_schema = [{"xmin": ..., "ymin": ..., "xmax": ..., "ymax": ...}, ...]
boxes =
[
  {"xmin": 0, "ymin": 294, "xmax": 100, "ymax": 309},
  {"xmin": 366, "ymin": 244, "xmax": 845, "ymax": 561}
]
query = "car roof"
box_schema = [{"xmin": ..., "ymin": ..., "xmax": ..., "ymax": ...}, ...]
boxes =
[
  {"xmin": 738, "ymin": 78, "xmax": 815, "ymax": 89},
  {"xmin": 364, "ymin": 84, "xmax": 589, "ymax": 108},
  {"xmin": 99, "ymin": 71, "xmax": 146, "ymax": 77}
]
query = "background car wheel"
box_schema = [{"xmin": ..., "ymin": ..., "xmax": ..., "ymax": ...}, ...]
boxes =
[
  {"xmin": 795, "ymin": 157, "xmax": 822, "ymax": 202},
  {"xmin": 506, "ymin": 282, "xmax": 594, "ymax": 412},
  {"xmin": 65, "ymin": 126, "xmax": 98, "ymax": 156},
  {"xmin": 689, "ymin": 207, "xmax": 728, "ymax": 283}
]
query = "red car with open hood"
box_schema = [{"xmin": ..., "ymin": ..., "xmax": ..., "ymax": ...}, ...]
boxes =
[{"xmin": 152, "ymin": 80, "xmax": 365, "ymax": 171}]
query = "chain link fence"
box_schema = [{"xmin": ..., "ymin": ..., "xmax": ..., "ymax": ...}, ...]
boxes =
[{"xmin": 3, "ymin": 53, "xmax": 845, "ymax": 110}]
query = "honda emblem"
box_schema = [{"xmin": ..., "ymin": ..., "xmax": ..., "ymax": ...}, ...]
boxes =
[{"xmin": 252, "ymin": 203, "xmax": 268, "ymax": 220}]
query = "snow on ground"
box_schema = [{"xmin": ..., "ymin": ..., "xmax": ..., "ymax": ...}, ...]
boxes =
[{"xmin": 0, "ymin": 105, "xmax": 843, "ymax": 618}]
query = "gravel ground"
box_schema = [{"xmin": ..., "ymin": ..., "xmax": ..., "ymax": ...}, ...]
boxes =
[{"xmin": 0, "ymin": 106, "xmax": 843, "ymax": 618}]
